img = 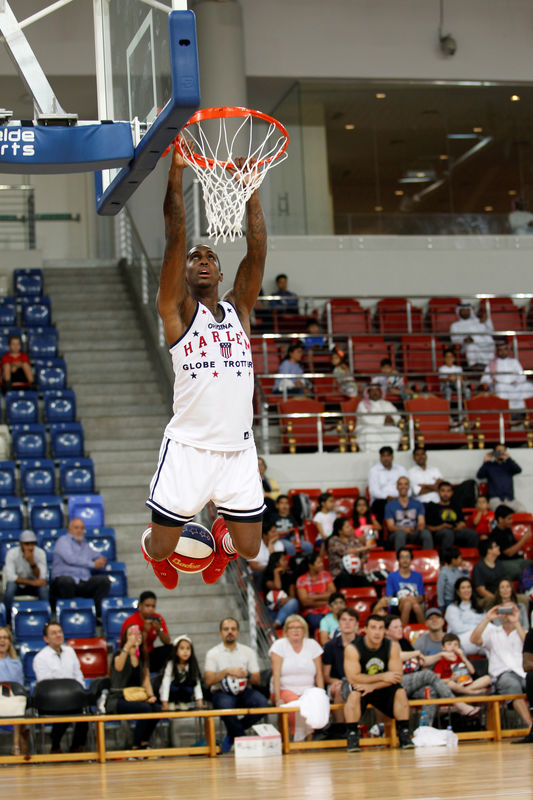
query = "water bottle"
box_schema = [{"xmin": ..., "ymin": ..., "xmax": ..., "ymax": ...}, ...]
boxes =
[{"xmin": 419, "ymin": 707, "xmax": 430, "ymax": 727}]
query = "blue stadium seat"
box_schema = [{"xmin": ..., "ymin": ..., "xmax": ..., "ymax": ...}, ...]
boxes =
[
  {"xmin": 85, "ymin": 532, "xmax": 116, "ymax": 561},
  {"xmin": 28, "ymin": 496, "xmax": 64, "ymax": 530},
  {"xmin": 67, "ymin": 494, "xmax": 105, "ymax": 528},
  {"xmin": 0, "ymin": 497, "xmax": 24, "ymax": 529},
  {"xmin": 14, "ymin": 268, "xmax": 43, "ymax": 297},
  {"xmin": 5, "ymin": 390, "xmax": 39, "ymax": 425},
  {"xmin": 12, "ymin": 423, "xmax": 47, "ymax": 460},
  {"xmin": 50, "ymin": 423, "xmax": 84, "ymax": 459},
  {"xmin": 28, "ymin": 333, "xmax": 58, "ymax": 360},
  {"xmin": 35, "ymin": 358, "xmax": 67, "ymax": 391},
  {"xmin": 20, "ymin": 459, "xmax": 56, "ymax": 496},
  {"xmin": 0, "ymin": 461, "xmax": 16, "ymax": 495},
  {"xmin": 12, "ymin": 599, "xmax": 51, "ymax": 641},
  {"xmin": 0, "ymin": 602, "xmax": 5, "ymax": 627},
  {"xmin": 96, "ymin": 562, "xmax": 127, "ymax": 597},
  {"xmin": 21, "ymin": 297, "xmax": 51, "ymax": 327},
  {"xmin": 0, "ymin": 299, "xmax": 17, "ymax": 327},
  {"xmin": 43, "ymin": 389, "xmax": 76, "ymax": 424},
  {"xmin": 56, "ymin": 599, "xmax": 97, "ymax": 639},
  {"xmin": 0, "ymin": 538, "xmax": 19, "ymax": 568},
  {"xmin": 36, "ymin": 528, "xmax": 66, "ymax": 563},
  {"xmin": 101, "ymin": 597, "xmax": 138, "ymax": 639},
  {"xmin": 19, "ymin": 641, "xmax": 40, "ymax": 680},
  {"xmin": 59, "ymin": 458, "xmax": 95, "ymax": 495}
]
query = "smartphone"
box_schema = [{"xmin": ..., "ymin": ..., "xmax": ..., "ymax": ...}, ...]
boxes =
[
  {"xmin": 130, "ymin": 624, "xmax": 140, "ymax": 635},
  {"xmin": 497, "ymin": 606, "xmax": 514, "ymax": 615}
]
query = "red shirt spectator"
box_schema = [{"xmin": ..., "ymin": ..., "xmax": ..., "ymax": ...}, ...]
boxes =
[
  {"xmin": 119, "ymin": 591, "xmax": 171, "ymax": 673},
  {"xmin": 465, "ymin": 498, "xmax": 494, "ymax": 536},
  {"xmin": 296, "ymin": 556, "xmax": 335, "ymax": 617}
]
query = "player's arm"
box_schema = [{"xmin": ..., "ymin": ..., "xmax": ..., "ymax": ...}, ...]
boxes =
[{"xmin": 157, "ymin": 147, "xmax": 196, "ymax": 345}]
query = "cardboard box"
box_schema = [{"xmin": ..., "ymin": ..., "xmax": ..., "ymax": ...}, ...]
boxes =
[{"xmin": 234, "ymin": 723, "xmax": 282, "ymax": 758}]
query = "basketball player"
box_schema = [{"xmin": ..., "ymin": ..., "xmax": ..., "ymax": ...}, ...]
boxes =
[{"xmin": 141, "ymin": 145, "xmax": 267, "ymax": 590}]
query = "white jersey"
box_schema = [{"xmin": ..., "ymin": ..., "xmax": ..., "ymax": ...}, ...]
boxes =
[{"xmin": 164, "ymin": 300, "xmax": 255, "ymax": 451}]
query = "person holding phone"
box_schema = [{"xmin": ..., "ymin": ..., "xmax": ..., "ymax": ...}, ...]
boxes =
[
  {"xmin": 120, "ymin": 591, "xmax": 171, "ymax": 672},
  {"xmin": 476, "ymin": 444, "xmax": 526, "ymax": 512},
  {"xmin": 470, "ymin": 603, "xmax": 532, "ymax": 729}
]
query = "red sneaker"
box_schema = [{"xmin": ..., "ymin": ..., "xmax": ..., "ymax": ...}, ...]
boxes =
[
  {"xmin": 141, "ymin": 527, "xmax": 179, "ymax": 591},
  {"xmin": 202, "ymin": 518, "xmax": 238, "ymax": 585}
]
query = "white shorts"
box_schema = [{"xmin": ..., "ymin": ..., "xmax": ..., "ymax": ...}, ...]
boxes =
[{"xmin": 146, "ymin": 438, "xmax": 265, "ymax": 525}]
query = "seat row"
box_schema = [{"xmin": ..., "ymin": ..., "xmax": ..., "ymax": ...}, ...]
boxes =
[
  {"xmin": 0, "ymin": 525, "xmax": 116, "ymax": 566},
  {"xmin": 0, "ymin": 456, "xmax": 94, "ymax": 495},
  {"xmin": 0, "ymin": 295, "xmax": 52, "ymax": 328}
]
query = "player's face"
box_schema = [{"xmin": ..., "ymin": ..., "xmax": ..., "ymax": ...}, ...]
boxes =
[{"xmin": 186, "ymin": 245, "xmax": 221, "ymax": 289}]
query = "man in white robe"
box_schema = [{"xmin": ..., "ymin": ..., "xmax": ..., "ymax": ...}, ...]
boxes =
[
  {"xmin": 356, "ymin": 384, "xmax": 402, "ymax": 452},
  {"xmin": 450, "ymin": 303, "xmax": 494, "ymax": 368},
  {"xmin": 481, "ymin": 340, "xmax": 533, "ymax": 410}
]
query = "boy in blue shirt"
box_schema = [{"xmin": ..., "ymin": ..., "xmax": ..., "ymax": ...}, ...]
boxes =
[{"xmin": 385, "ymin": 547, "xmax": 425, "ymax": 625}]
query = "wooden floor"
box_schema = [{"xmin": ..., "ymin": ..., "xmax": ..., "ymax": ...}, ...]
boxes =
[{"xmin": 1, "ymin": 742, "xmax": 532, "ymax": 800}]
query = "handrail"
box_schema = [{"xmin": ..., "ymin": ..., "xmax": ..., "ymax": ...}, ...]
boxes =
[{"xmin": 225, "ymin": 557, "xmax": 276, "ymax": 668}]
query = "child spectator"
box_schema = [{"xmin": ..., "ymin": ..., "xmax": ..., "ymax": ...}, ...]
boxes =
[
  {"xmin": 327, "ymin": 517, "xmax": 372, "ymax": 590},
  {"xmin": 385, "ymin": 547, "xmax": 425, "ymax": 624},
  {"xmin": 157, "ymin": 635, "xmax": 204, "ymax": 710},
  {"xmin": 351, "ymin": 496, "xmax": 381, "ymax": 546},
  {"xmin": 432, "ymin": 632, "xmax": 491, "ymax": 694},
  {"xmin": 318, "ymin": 591, "xmax": 347, "ymax": 644},
  {"xmin": 465, "ymin": 496, "xmax": 494, "ymax": 536},
  {"xmin": 330, "ymin": 349, "xmax": 358, "ymax": 398},
  {"xmin": 1, "ymin": 333, "xmax": 33, "ymax": 391},
  {"xmin": 438, "ymin": 348, "xmax": 470, "ymax": 403},
  {"xmin": 437, "ymin": 547, "xmax": 470, "ymax": 611},
  {"xmin": 313, "ymin": 492, "xmax": 338, "ymax": 545},
  {"xmin": 273, "ymin": 341, "xmax": 312, "ymax": 396},
  {"xmin": 262, "ymin": 552, "xmax": 299, "ymax": 629},
  {"xmin": 374, "ymin": 358, "xmax": 410, "ymax": 402},
  {"xmin": 271, "ymin": 495, "xmax": 313, "ymax": 556}
]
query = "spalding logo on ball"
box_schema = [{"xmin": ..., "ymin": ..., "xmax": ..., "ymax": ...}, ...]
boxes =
[
  {"xmin": 167, "ymin": 522, "xmax": 215, "ymax": 573},
  {"xmin": 266, "ymin": 589, "xmax": 287, "ymax": 611}
]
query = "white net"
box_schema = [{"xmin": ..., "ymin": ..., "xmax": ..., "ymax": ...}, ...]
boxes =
[{"xmin": 176, "ymin": 110, "xmax": 288, "ymax": 244}]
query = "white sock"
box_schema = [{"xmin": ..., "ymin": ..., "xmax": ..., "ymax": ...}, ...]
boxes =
[{"xmin": 222, "ymin": 532, "xmax": 237, "ymax": 556}]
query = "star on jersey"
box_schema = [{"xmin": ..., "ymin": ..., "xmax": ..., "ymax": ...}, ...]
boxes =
[
  {"xmin": 193, "ymin": 330, "xmax": 199, "ymax": 336},
  {"xmin": 237, "ymin": 371, "xmax": 242, "ymax": 376},
  {"xmin": 191, "ymin": 373, "xmax": 197, "ymax": 379},
  {"xmin": 213, "ymin": 371, "xmax": 219, "ymax": 377}
]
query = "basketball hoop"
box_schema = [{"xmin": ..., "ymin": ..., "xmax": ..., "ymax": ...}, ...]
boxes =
[{"xmin": 174, "ymin": 106, "xmax": 289, "ymax": 244}]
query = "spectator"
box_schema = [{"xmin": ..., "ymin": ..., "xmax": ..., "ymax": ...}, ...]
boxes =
[
  {"xmin": 416, "ymin": 609, "xmax": 446, "ymax": 657},
  {"xmin": 273, "ymin": 341, "xmax": 312, "ymax": 396},
  {"xmin": 343, "ymin": 614, "xmax": 414, "ymax": 752},
  {"xmin": 444, "ymin": 577, "xmax": 486, "ymax": 656},
  {"xmin": 262, "ymin": 552, "xmax": 299, "ymax": 629},
  {"xmin": 373, "ymin": 358, "xmax": 409, "ymax": 403},
  {"xmin": 257, "ymin": 456, "xmax": 281, "ymax": 515},
  {"xmin": 384, "ymin": 476, "xmax": 433, "ymax": 551},
  {"xmin": 270, "ymin": 273, "xmax": 299, "ymax": 314},
  {"xmin": 120, "ymin": 591, "xmax": 172, "ymax": 673},
  {"xmin": 322, "ymin": 608, "xmax": 359, "ymax": 729},
  {"xmin": 356, "ymin": 384, "xmax": 403, "ymax": 453},
  {"xmin": 351, "ymin": 496, "xmax": 381, "ymax": 545},
  {"xmin": 327, "ymin": 517, "xmax": 371, "ymax": 590},
  {"xmin": 489, "ymin": 578, "xmax": 529, "ymax": 630},
  {"xmin": 204, "ymin": 617, "xmax": 266, "ymax": 753},
  {"xmin": 157, "ymin": 635, "xmax": 204, "ymax": 710},
  {"xmin": 247, "ymin": 520, "xmax": 285, "ymax": 588},
  {"xmin": 318, "ymin": 591, "xmax": 347, "ymax": 644},
  {"xmin": 1, "ymin": 333, "xmax": 33, "ymax": 391},
  {"xmin": 385, "ymin": 616, "xmax": 479, "ymax": 722},
  {"xmin": 425, "ymin": 482, "xmax": 479, "ymax": 550},
  {"xmin": 450, "ymin": 302, "xmax": 494, "ymax": 370},
  {"xmin": 438, "ymin": 348, "xmax": 470, "ymax": 404},
  {"xmin": 472, "ymin": 538, "xmax": 505, "ymax": 608},
  {"xmin": 295, "ymin": 553, "xmax": 336, "ymax": 634},
  {"xmin": 367, "ymin": 445, "xmax": 408, "ymax": 524},
  {"xmin": 271, "ymin": 494, "xmax": 312, "ymax": 556},
  {"xmin": 0, "ymin": 626, "xmax": 28, "ymax": 756},
  {"xmin": 407, "ymin": 446, "xmax": 444, "ymax": 505},
  {"xmin": 3, "ymin": 529, "xmax": 48, "ymax": 623},
  {"xmin": 33, "ymin": 622, "xmax": 88, "ymax": 754},
  {"xmin": 432, "ymin": 633, "xmax": 491, "ymax": 695},
  {"xmin": 481, "ymin": 339, "xmax": 533, "ymax": 410},
  {"xmin": 269, "ymin": 614, "xmax": 324, "ymax": 741},
  {"xmin": 465, "ymin": 495, "xmax": 495, "ymax": 536},
  {"xmin": 330, "ymin": 349, "xmax": 358, "ymax": 398},
  {"xmin": 303, "ymin": 320, "xmax": 328, "ymax": 371},
  {"xmin": 50, "ymin": 517, "xmax": 110, "ymax": 617},
  {"xmin": 491, "ymin": 504, "xmax": 533, "ymax": 582},
  {"xmin": 106, "ymin": 623, "xmax": 161, "ymax": 749},
  {"xmin": 476, "ymin": 444, "xmax": 525, "ymax": 512},
  {"xmin": 508, "ymin": 197, "xmax": 533, "ymax": 235},
  {"xmin": 514, "ymin": 623, "xmax": 533, "ymax": 743},
  {"xmin": 470, "ymin": 605, "xmax": 532, "ymax": 729},
  {"xmin": 313, "ymin": 492, "xmax": 337, "ymax": 545},
  {"xmin": 385, "ymin": 547, "xmax": 425, "ymax": 624},
  {"xmin": 437, "ymin": 546, "xmax": 470, "ymax": 611}
]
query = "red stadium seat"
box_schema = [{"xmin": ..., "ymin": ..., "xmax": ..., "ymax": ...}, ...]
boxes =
[
  {"xmin": 279, "ymin": 398, "xmax": 346, "ymax": 453},
  {"xmin": 367, "ymin": 550, "xmax": 397, "ymax": 573},
  {"xmin": 302, "ymin": 519, "xmax": 320, "ymax": 547},
  {"xmin": 405, "ymin": 395, "xmax": 473, "ymax": 448},
  {"xmin": 350, "ymin": 336, "xmax": 392, "ymax": 377},
  {"xmin": 326, "ymin": 486, "xmax": 360, "ymax": 517},
  {"xmin": 340, "ymin": 587, "xmax": 378, "ymax": 625},
  {"xmin": 66, "ymin": 637, "xmax": 108, "ymax": 679},
  {"xmin": 325, "ymin": 298, "xmax": 370, "ymax": 336},
  {"xmin": 375, "ymin": 298, "xmax": 424, "ymax": 335},
  {"xmin": 466, "ymin": 394, "xmax": 528, "ymax": 447},
  {"xmin": 486, "ymin": 297, "xmax": 525, "ymax": 332},
  {"xmin": 411, "ymin": 550, "xmax": 440, "ymax": 585},
  {"xmin": 401, "ymin": 335, "xmax": 436, "ymax": 376},
  {"xmin": 427, "ymin": 297, "xmax": 461, "ymax": 335}
]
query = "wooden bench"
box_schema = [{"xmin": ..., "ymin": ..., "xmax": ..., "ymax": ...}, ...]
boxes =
[{"xmin": 0, "ymin": 693, "xmax": 527, "ymax": 764}]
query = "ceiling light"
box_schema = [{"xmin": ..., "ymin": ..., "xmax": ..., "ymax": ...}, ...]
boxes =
[
  {"xmin": 508, "ymin": 189, "xmax": 517, "ymax": 196},
  {"xmin": 511, "ymin": 94, "xmax": 520, "ymax": 102},
  {"xmin": 344, "ymin": 123, "xmax": 355, "ymax": 131},
  {"xmin": 399, "ymin": 170, "xmax": 435, "ymax": 184},
  {"xmin": 447, "ymin": 133, "xmax": 478, "ymax": 140},
  {"xmin": 473, "ymin": 127, "xmax": 483, "ymax": 133},
  {"xmin": 484, "ymin": 205, "xmax": 493, "ymax": 212},
  {"xmin": 439, "ymin": 154, "xmax": 449, "ymax": 160},
  {"xmin": 394, "ymin": 190, "xmax": 404, "ymax": 196},
  {"xmin": 416, "ymin": 172, "xmax": 426, "ymax": 178},
  {"xmin": 376, "ymin": 93, "xmax": 386, "ymax": 99},
  {"xmin": 374, "ymin": 205, "xmax": 383, "ymax": 212}
]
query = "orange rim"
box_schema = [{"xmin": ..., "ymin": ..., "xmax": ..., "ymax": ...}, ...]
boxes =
[{"xmin": 174, "ymin": 106, "xmax": 289, "ymax": 169}]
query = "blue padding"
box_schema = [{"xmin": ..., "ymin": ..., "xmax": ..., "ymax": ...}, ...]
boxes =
[
  {"xmin": 96, "ymin": 10, "xmax": 200, "ymax": 215},
  {"xmin": 0, "ymin": 122, "xmax": 134, "ymax": 174}
]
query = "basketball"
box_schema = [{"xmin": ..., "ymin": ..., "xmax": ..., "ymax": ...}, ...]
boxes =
[
  {"xmin": 167, "ymin": 522, "xmax": 215, "ymax": 574},
  {"xmin": 266, "ymin": 589, "xmax": 287, "ymax": 611},
  {"xmin": 221, "ymin": 676, "xmax": 247, "ymax": 695},
  {"xmin": 341, "ymin": 554, "xmax": 361, "ymax": 575}
]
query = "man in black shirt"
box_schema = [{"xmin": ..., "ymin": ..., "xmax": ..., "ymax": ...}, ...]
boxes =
[
  {"xmin": 492, "ymin": 504, "xmax": 533, "ymax": 582},
  {"xmin": 472, "ymin": 537, "xmax": 505, "ymax": 608},
  {"xmin": 514, "ymin": 629, "xmax": 533, "ymax": 743},
  {"xmin": 322, "ymin": 608, "xmax": 359, "ymax": 728},
  {"xmin": 343, "ymin": 614, "xmax": 413, "ymax": 752},
  {"xmin": 425, "ymin": 482, "xmax": 478, "ymax": 550},
  {"xmin": 476, "ymin": 445, "xmax": 524, "ymax": 511}
]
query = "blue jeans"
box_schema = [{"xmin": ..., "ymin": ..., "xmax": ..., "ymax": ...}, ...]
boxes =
[
  {"xmin": 280, "ymin": 538, "xmax": 313, "ymax": 556},
  {"xmin": 211, "ymin": 687, "xmax": 266, "ymax": 740},
  {"xmin": 3, "ymin": 581, "xmax": 49, "ymax": 621},
  {"xmin": 305, "ymin": 612, "xmax": 325, "ymax": 635},
  {"xmin": 268, "ymin": 596, "xmax": 299, "ymax": 626}
]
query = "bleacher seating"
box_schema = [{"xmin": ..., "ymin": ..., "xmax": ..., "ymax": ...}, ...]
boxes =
[
  {"xmin": 0, "ymin": 460, "xmax": 16, "ymax": 495},
  {"xmin": 56, "ymin": 599, "xmax": 97, "ymax": 638},
  {"xmin": 12, "ymin": 600, "xmax": 51, "ymax": 642},
  {"xmin": 66, "ymin": 637, "xmax": 108, "ymax": 678},
  {"xmin": 12, "ymin": 423, "xmax": 47, "ymax": 460},
  {"xmin": 85, "ymin": 531, "xmax": 116, "ymax": 561},
  {"xmin": 35, "ymin": 358, "xmax": 67, "ymax": 391},
  {"xmin": 101, "ymin": 597, "xmax": 138, "ymax": 639},
  {"xmin": 5, "ymin": 391, "xmax": 39, "ymax": 424},
  {"xmin": 0, "ymin": 299, "xmax": 17, "ymax": 327},
  {"xmin": 98, "ymin": 562, "xmax": 128, "ymax": 597},
  {"xmin": 36, "ymin": 528, "xmax": 66, "ymax": 563},
  {"xmin": 29, "ymin": 496, "xmax": 64, "ymax": 530},
  {"xmin": 0, "ymin": 497, "xmax": 25, "ymax": 529},
  {"xmin": 28, "ymin": 330, "xmax": 59, "ymax": 360},
  {"xmin": 50, "ymin": 422, "xmax": 84, "ymax": 458},
  {"xmin": 19, "ymin": 641, "xmax": 40, "ymax": 681},
  {"xmin": 0, "ymin": 602, "xmax": 6, "ymax": 627},
  {"xmin": 14, "ymin": 268, "xmax": 43, "ymax": 297},
  {"xmin": 21, "ymin": 296, "xmax": 52, "ymax": 327},
  {"xmin": 67, "ymin": 494, "xmax": 105, "ymax": 528},
  {"xmin": 20, "ymin": 459, "xmax": 56, "ymax": 496},
  {"xmin": 43, "ymin": 389, "xmax": 77, "ymax": 423},
  {"xmin": 59, "ymin": 457, "xmax": 95, "ymax": 495}
]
